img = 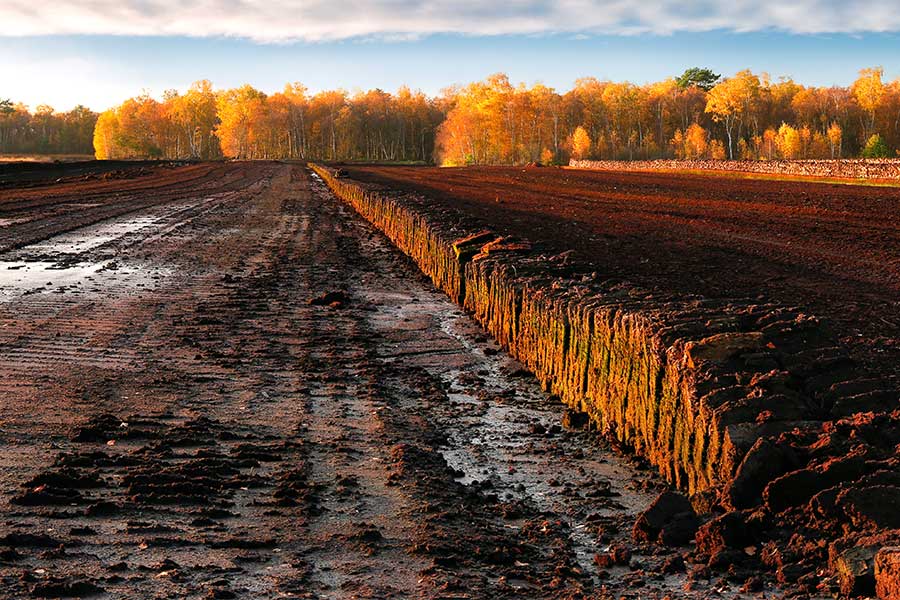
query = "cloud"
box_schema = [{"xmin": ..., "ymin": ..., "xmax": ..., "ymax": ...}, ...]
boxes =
[
  {"xmin": 2, "ymin": 0, "xmax": 900, "ymax": 42},
  {"xmin": 0, "ymin": 53, "xmax": 141, "ymax": 111}
]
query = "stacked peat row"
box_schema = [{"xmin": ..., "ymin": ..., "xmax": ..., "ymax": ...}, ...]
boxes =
[
  {"xmin": 569, "ymin": 158, "xmax": 900, "ymax": 180},
  {"xmin": 461, "ymin": 251, "xmax": 842, "ymax": 494},
  {"xmin": 312, "ymin": 164, "xmax": 900, "ymax": 596},
  {"xmin": 311, "ymin": 167, "xmax": 474, "ymax": 304}
]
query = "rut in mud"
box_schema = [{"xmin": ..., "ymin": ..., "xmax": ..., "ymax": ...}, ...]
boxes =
[{"xmin": 0, "ymin": 163, "xmax": 741, "ymax": 599}]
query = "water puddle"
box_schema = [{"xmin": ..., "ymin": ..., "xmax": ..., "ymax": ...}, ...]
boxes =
[
  {"xmin": 0, "ymin": 206, "xmax": 201, "ymax": 301},
  {"xmin": 24, "ymin": 215, "xmax": 163, "ymax": 255},
  {"xmin": 0, "ymin": 217, "xmax": 32, "ymax": 228},
  {"xmin": 0, "ymin": 260, "xmax": 166, "ymax": 301},
  {"xmin": 0, "ymin": 196, "xmax": 224, "ymax": 302},
  {"xmin": 363, "ymin": 281, "xmax": 661, "ymax": 582}
]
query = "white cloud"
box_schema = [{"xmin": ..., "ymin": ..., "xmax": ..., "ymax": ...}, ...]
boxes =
[
  {"xmin": 0, "ymin": 52, "xmax": 172, "ymax": 111},
  {"xmin": 1, "ymin": 0, "xmax": 899, "ymax": 42}
]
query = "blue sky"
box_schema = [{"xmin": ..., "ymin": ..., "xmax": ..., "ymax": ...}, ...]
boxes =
[{"xmin": 4, "ymin": 1, "xmax": 900, "ymax": 111}]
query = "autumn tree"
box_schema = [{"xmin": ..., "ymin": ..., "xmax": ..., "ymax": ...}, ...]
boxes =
[
  {"xmin": 568, "ymin": 78, "xmax": 608, "ymax": 154},
  {"xmin": 827, "ymin": 122, "xmax": 842, "ymax": 158},
  {"xmin": 309, "ymin": 90, "xmax": 348, "ymax": 160},
  {"xmin": 762, "ymin": 78, "xmax": 802, "ymax": 135},
  {"xmin": 879, "ymin": 78, "xmax": 900, "ymax": 151},
  {"xmin": 791, "ymin": 87, "xmax": 829, "ymax": 133},
  {"xmin": 775, "ymin": 123, "xmax": 801, "ymax": 159},
  {"xmin": 435, "ymin": 74, "xmax": 513, "ymax": 165},
  {"xmin": 528, "ymin": 83, "xmax": 563, "ymax": 162},
  {"xmin": 862, "ymin": 134, "xmax": 890, "ymax": 158},
  {"xmin": 852, "ymin": 67, "xmax": 885, "ymax": 141},
  {"xmin": 571, "ymin": 126, "xmax": 591, "ymax": 159},
  {"xmin": 436, "ymin": 80, "xmax": 490, "ymax": 165},
  {"xmin": 92, "ymin": 110, "xmax": 120, "ymax": 159},
  {"xmin": 684, "ymin": 123, "xmax": 708, "ymax": 159},
  {"xmin": 111, "ymin": 94, "xmax": 166, "ymax": 158},
  {"xmin": 705, "ymin": 70, "xmax": 762, "ymax": 159},
  {"xmin": 215, "ymin": 85, "xmax": 267, "ymax": 159},
  {"xmin": 759, "ymin": 128, "xmax": 778, "ymax": 159},
  {"xmin": 602, "ymin": 82, "xmax": 643, "ymax": 159},
  {"xmin": 670, "ymin": 129, "xmax": 685, "ymax": 158},
  {"xmin": 169, "ymin": 80, "xmax": 219, "ymax": 159},
  {"xmin": 709, "ymin": 139, "xmax": 727, "ymax": 159},
  {"xmin": 648, "ymin": 79, "xmax": 677, "ymax": 156}
]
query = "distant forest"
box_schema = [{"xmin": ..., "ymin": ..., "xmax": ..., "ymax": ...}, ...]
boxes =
[
  {"xmin": 3, "ymin": 67, "xmax": 900, "ymax": 164},
  {"xmin": 0, "ymin": 99, "xmax": 97, "ymax": 156}
]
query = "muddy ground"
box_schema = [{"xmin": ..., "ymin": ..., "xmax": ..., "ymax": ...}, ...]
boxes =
[
  {"xmin": 0, "ymin": 160, "xmax": 192, "ymax": 190},
  {"xmin": 0, "ymin": 162, "xmax": 781, "ymax": 599},
  {"xmin": 339, "ymin": 165, "xmax": 900, "ymax": 383}
]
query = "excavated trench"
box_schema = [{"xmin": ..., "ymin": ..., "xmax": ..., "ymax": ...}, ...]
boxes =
[
  {"xmin": 312, "ymin": 163, "xmax": 900, "ymax": 597},
  {"xmin": 311, "ymin": 164, "xmax": 827, "ymax": 495}
]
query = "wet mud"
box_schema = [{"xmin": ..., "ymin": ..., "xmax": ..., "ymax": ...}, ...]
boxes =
[
  {"xmin": 317, "ymin": 163, "xmax": 900, "ymax": 598},
  {"xmin": 0, "ymin": 162, "xmax": 775, "ymax": 598}
]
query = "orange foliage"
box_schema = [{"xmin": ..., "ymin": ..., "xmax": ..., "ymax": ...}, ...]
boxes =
[
  {"xmin": 90, "ymin": 67, "xmax": 900, "ymax": 162},
  {"xmin": 571, "ymin": 126, "xmax": 591, "ymax": 160}
]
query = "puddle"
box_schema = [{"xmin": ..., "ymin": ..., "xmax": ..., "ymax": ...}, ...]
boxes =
[
  {"xmin": 0, "ymin": 260, "xmax": 166, "ymax": 301},
  {"xmin": 24, "ymin": 215, "xmax": 164, "ymax": 255},
  {"xmin": 433, "ymin": 308, "xmax": 659, "ymax": 576},
  {"xmin": 0, "ymin": 217, "xmax": 32, "ymax": 228},
  {"xmin": 0, "ymin": 200, "xmax": 215, "ymax": 301},
  {"xmin": 363, "ymin": 281, "xmax": 663, "ymax": 582}
]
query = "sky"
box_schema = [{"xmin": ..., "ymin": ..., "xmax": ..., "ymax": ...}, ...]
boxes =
[{"xmin": 4, "ymin": 1, "xmax": 900, "ymax": 112}]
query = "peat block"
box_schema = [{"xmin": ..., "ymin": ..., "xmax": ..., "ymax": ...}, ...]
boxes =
[
  {"xmin": 633, "ymin": 491, "xmax": 698, "ymax": 546},
  {"xmin": 877, "ymin": 547, "xmax": 900, "ymax": 600}
]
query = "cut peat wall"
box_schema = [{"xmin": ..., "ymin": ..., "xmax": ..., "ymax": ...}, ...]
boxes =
[
  {"xmin": 569, "ymin": 158, "xmax": 900, "ymax": 180},
  {"xmin": 311, "ymin": 164, "xmax": 879, "ymax": 497}
]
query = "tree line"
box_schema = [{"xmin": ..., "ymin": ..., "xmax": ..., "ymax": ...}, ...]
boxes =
[
  {"xmin": 6, "ymin": 66, "xmax": 900, "ymax": 164},
  {"xmin": 436, "ymin": 67, "xmax": 900, "ymax": 165},
  {"xmin": 0, "ymin": 100, "xmax": 97, "ymax": 156},
  {"xmin": 93, "ymin": 81, "xmax": 442, "ymax": 162}
]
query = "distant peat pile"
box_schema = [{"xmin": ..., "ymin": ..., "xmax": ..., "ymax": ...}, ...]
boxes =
[
  {"xmin": 312, "ymin": 163, "xmax": 900, "ymax": 597},
  {"xmin": 569, "ymin": 158, "xmax": 900, "ymax": 180}
]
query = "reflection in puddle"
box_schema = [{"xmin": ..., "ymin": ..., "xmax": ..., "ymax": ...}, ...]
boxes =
[
  {"xmin": 0, "ymin": 202, "xmax": 203, "ymax": 301},
  {"xmin": 0, "ymin": 260, "xmax": 165, "ymax": 301},
  {"xmin": 0, "ymin": 217, "xmax": 32, "ymax": 228},
  {"xmin": 26, "ymin": 215, "xmax": 162, "ymax": 255}
]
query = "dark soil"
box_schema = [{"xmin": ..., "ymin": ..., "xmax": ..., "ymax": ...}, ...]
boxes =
[
  {"xmin": 339, "ymin": 165, "xmax": 900, "ymax": 381},
  {"xmin": 0, "ymin": 162, "xmax": 769, "ymax": 598},
  {"xmin": 0, "ymin": 160, "xmax": 195, "ymax": 189},
  {"xmin": 327, "ymin": 163, "xmax": 900, "ymax": 598}
]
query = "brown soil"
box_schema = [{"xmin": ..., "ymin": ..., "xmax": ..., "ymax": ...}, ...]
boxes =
[
  {"xmin": 338, "ymin": 165, "xmax": 900, "ymax": 381},
  {"xmin": 0, "ymin": 160, "xmax": 194, "ymax": 190},
  {"xmin": 0, "ymin": 162, "xmax": 771, "ymax": 598}
]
